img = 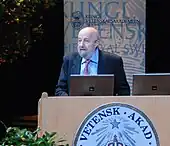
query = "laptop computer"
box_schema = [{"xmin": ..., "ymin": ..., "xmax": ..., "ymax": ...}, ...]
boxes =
[
  {"xmin": 132, "ymin": 73, "xmax": 170, "ymax": 95},
  {"xmin": 69, "ymin": 74, "xmax": 114, "ymax": 96}
]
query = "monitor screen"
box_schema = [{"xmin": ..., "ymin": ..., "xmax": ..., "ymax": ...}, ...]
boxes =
[
  {"xmin": 69, "ymin": 74, "xmax": 114, "ymax": 96},
  {"xmin": 132, "ymin": 73, "xmax": 170, "ymax": 95}
]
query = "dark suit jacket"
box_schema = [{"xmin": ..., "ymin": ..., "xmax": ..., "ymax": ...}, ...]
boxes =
[{"xmin": 55, "ymin": 49, "xmax": 130, "ymax": 96}]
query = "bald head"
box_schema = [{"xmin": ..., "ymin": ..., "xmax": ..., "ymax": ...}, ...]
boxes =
[
  {"xmin": 78, "ymin": 27, "xmax": 99, "ymax": 40},
  {"xmin": 77, "ymin": 27, "xmax": 100, "ymax": 59}
]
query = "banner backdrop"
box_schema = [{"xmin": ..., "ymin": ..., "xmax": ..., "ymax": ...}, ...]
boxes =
[{"xmin": 64, "ymin": 0, "xmax": 145, "ymax": 92}]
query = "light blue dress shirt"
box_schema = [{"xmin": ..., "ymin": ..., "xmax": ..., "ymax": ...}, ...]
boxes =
[{"xmin": 80, "ymin": 48, "xmax": 99, "ymax": 75}]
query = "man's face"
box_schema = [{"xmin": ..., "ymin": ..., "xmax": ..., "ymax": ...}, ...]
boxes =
[{"xmin": 77, "ymin": 29, "xmax": 97, "ymax": 59}]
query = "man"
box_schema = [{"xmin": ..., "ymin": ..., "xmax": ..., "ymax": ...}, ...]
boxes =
[{"xmin": 55, "ymin": 27, "xmax": 130, "ymax": 96}]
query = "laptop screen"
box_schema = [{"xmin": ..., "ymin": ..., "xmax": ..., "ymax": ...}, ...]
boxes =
[
  {"xmin": 69, "ymin": 74, "xmax": 114, "ymax": 96},
  {"xmin": 132, "ymin": 73, "xmax": 170, "ymax": 95}
]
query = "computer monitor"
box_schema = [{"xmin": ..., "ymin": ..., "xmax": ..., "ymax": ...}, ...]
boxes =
[
  {"xmin": 132, "ymin": 73, "xmax": 170, "ymax": 95},
  {"xmin": 69, "ymin": 74, "xmax": 114, "ymax": 96}
]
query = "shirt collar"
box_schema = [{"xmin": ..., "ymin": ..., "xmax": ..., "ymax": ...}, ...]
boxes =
[{"xmin": 82, "ymin": 48, "xmax": 99, "ymax": 64}]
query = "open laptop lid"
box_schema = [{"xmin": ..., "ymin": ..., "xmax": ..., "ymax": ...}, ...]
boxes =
[
  {"xmin": 69, "ymin": 74, "xmax": 114, "ymax": 96},
  {"xmin": 132, "ymin": 73, "xmax": 170, "ymax": 95}
]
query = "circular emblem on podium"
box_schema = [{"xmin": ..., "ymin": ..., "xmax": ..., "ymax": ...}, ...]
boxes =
[{"xmin": 73, "ymin": 103, "xmax": 160, "ymax": 146}]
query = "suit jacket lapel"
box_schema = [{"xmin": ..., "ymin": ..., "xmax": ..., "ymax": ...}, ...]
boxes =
[
  {"xmin": 98, "ymin": 49, "xmax": 105, "ymax": 74},
  {"xmin": 71, "ymin": 53, "xmax": 81, "ymax": 74}
]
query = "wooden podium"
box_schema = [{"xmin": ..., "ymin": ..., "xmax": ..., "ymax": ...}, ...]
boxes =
[{"xmin": 38, "ymin": 93, "xmax": 170, "ymax": 146}]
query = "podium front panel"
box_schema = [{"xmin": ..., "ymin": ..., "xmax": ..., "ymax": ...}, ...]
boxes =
[{"xmin": 38, "ymin": 96, "xmax": 170, "ymax": 145}]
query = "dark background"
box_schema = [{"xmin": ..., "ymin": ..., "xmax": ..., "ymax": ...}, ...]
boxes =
[
  {"xmin": 146, "ymin": 0, "xmax": 170, "ymax": 73},
  {"xmin": 0, "ymin": 0, "xmax": 170, "ymax": 122},
  {"xmin": 0, "ymin": 2, "xmax": 64, "ymax": 118}
]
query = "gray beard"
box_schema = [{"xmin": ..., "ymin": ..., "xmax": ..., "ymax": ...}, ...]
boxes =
[
  {"xmin": 79, "ymin": 49, "xmax": 96, "ymax": 59},
  {"xmin": 79, "ymin": 52, "xmax": 93, "ymax": 59}
]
